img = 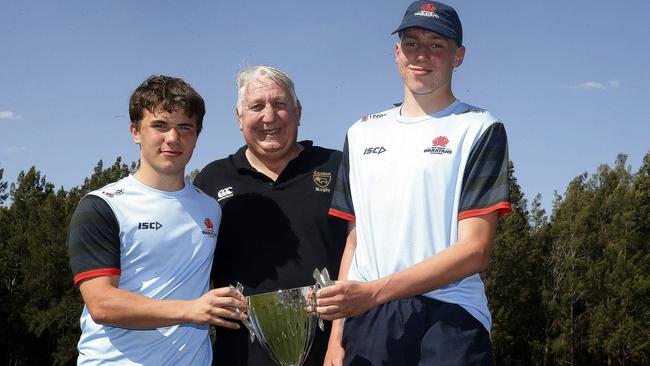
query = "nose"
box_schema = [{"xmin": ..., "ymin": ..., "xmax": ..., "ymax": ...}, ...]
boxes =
[
  {"xmin": 261, "ymin": 104, "xmax": 275, "ymax": 123},
  {"xmin": 416, "ymin": 47, "xmax": 431, "ymax": 61},
  {"xmin": 164, "ymin": 127, "xmax": 180, "ymax": 143}
]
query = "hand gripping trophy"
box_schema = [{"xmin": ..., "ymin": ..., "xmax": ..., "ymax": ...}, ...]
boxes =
[{"xmin": 231, "ymin": 268, "xmax": 333, "ymax": 366}]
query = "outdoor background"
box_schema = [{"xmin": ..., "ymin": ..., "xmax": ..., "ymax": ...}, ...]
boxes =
[
  {"xmin": 1, "ymin": 1, "xmax": 649, "ymax": 365},
  {"xmin": 1, "ymin": 0, "xmax": 648, "ymax": 212}
]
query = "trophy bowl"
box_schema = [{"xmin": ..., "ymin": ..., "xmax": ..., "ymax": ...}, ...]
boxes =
[{"xmin": 246, "ymin": 285, "xmax": 317, "ymax": 366}]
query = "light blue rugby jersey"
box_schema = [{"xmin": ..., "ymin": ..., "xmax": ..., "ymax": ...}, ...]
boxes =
[{"xmin": 68, "ymin": 175, "xmax": 220, "ymax": 365}]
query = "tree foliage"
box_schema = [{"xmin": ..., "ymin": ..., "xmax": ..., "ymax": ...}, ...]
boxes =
[
  {"xmin": 1, "ymin": 153, "xmax": 649, "ymax": 365},
  {"xmin": 485, "ymin": 153, "xmax": 650, "ymax": 365},
  {"xmin": 0, "ymin": 158, "xmax": 135, "ymax": 365}
]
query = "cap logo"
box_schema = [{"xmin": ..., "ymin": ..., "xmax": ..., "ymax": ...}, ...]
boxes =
[
  {"xmin": 420, "ymin": 3, "xmax": 436, "ymax": 12},
  {"xmin": 414, "ymin": 3, "xmax": 440, "ymax": 19}
]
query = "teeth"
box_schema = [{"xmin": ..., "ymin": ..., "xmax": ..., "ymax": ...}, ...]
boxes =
[{"xmin": 263, "ymin": 128, "xmax": 280, "ymax": 135}]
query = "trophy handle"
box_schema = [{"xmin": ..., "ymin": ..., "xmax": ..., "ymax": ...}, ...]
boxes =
[
  {"xmin": 312, "ymin": 268, "xmax": 334, "ymax": 331},
  {"xmin": 230, "ymin": 282, "xmax": 256, "ymax": 343}
]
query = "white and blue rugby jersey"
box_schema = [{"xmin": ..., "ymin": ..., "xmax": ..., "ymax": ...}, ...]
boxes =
[
  {"xmin": 329, "ymin": 101, "xmax": 511, "ymax": 332},
  {"xmin": 67, "ymin": 175, "xmax": 220, "ymax": 365}
]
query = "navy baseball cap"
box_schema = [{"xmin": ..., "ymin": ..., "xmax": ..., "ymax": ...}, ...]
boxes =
[{"xmin": 392, "ymin": 1, "xmax": 463, "ymax": 46}]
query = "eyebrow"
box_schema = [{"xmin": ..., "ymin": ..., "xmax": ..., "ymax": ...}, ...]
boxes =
[{"xmin": 150, "ymin": 119, "xmax": 196, "ymax": 126}]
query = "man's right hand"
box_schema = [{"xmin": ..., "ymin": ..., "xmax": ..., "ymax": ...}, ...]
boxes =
[{"xmin": 190, "ymin": 287, "xmax": 248, "ymax": 329}]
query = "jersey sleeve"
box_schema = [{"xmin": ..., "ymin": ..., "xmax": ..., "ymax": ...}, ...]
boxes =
[
  {"xmin": 459, "ymin": 122, "xmax": 512, "ymax": 220},
  {"xmin": 329, "ymin": 135, "xmax": 355, "ymax": 221},
  {"xmin": 67, "ymin": 195, "xmax": 121, "ymax": 285}
]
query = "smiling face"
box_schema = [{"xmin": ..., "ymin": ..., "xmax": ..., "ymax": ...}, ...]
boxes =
[
  {"xmin": 130, "ymin": 109, "xmax": 198, "ymax": 189},
  {"xmin": 236, "ymin": 77, "xmax": 301, "ymax": 163},
  {"xmin": 396, "ymin": 27, "xmax": 465, "ymax": 97}
]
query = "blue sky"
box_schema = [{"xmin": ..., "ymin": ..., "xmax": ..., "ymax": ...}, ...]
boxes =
[{"xmin": 1, "ymin": 0, "xmax": 649, "ymax": 213}]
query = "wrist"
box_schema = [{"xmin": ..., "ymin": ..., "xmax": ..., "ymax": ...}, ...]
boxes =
[
  {"xmin": 175, "ymin": 299, "xmax": 194, "ymax": 324},
  {"xmin": 370, "ymin": 276, "xmax": 392, "ymax": 305}
]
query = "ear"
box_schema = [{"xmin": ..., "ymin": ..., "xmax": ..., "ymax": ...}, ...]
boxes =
[
  {"xmin": 236, "ymin": 108, "xmax": 244, "ymax": 131},
  {"xmin": 454, "ymin": 45, "xmax": 466, "ymax": 68},
  {"xmin": 295, "ymin": 99, "xmax": 302, "ymax": 123},
  {"xmin": 130, "ymin": 122, "xmax": 141, "ymax": 144},
  {"xmin": 395, "ymin": 42, "xmax": 401, "ymax": 64}
]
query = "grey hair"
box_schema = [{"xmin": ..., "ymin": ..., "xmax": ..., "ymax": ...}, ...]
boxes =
[{"xmin": 235, "ymin": 65, "xmax": 299, "ymax": 113}]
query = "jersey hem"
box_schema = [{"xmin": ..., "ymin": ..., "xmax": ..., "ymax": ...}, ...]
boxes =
[
  {"xmin": 74, "ymin": 268, "xmax": 121, "ymax": 285},
  {"xmin": 458, "ymin": 202, "xmax": 512, "ymax": 220},
  {"xmin": 328, "ymin": 208, "xmax": 355, "ymax": 222}
]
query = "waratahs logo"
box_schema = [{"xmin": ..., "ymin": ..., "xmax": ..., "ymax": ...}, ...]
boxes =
[
  {"xmin": 421, "ymin": 3, "xmax": 436, "ymax": 12},
  {"xmin": 415, "ymin": 3, "xmax": 439, "ymax": 18},
  {"xmin": 432, "ymin": 136, "xmax": 449, "ymax": 147},
  {"xmin": 424, "ymin": 136, "xmax": 452, "ymax": 155},
  {"xmin": 202, "ymin": 218, "xmax": 217, "ymax": 238}
]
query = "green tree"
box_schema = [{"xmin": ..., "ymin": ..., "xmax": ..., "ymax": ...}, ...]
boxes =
[
  {"xmin": 546, "ymin": 171, "xmax": 595, "ymax": 365},
  {"xmin": 589, "ymin": 153, "xmax": 650, "ymax": 364},
  {"xmin": 0, "ymin": 167, "xmax": 21, "ymax": 364},
  {"xmin": 1, "ymin": 167, "xmax": 59, "ymax": 365},
  {"xmin": 0, "ymin": 158, "xmax": 136, "ymax": 365},
  {"xmin": 528, "ymin": 193, "xmax": 555, "ymax": 365},
  {"xmin": 485, "ymin": 161, "xmax": 549, "ymax": 365},
  {"xmin": 545, "ymin": 153, "xmax": 650, "ymax": 364}
]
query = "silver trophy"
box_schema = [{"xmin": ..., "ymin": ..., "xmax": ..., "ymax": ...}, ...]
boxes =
[{"xmin": 232, "ymin": 268, "xmax": 333, "ymax": 366}]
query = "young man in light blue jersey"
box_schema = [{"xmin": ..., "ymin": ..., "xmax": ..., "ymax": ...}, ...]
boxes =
[
  {"xmin": 67, "ymin": 75, "xmax": 248, "ymax": 365},
  {"xmin": 316, "ymin": 1, "xmax": 511, "ymax": 365}
]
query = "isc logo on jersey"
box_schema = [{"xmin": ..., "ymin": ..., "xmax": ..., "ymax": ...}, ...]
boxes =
[
  {"xmin": 363, "ymin": 146, "xmax": 387, "ymax": 155},
  {"xmin": 138, "ymin": 221, "xmax": 163, "ymax": 230},
  {"xmin": 217, "ymin": 187, "xmax": 233, "ymax": 201}
]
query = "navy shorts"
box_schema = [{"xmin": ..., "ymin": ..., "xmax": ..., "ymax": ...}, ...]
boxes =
[{"xmin": 342, "ymin": 296, "xmax": 493, "ymax": 366}]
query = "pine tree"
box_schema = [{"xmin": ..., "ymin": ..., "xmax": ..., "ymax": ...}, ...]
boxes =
[
  {"xmin": 484, "ymin": 161, "xmax": 548, "ymax": 364},
  {"xmin": 0, "ymin": 158, "xmax": 136, "ymax": 365},
  {"xmin": 1, "ymin": 167, "xmax": 59, "ymax": 365},
  {"xmin": 0, "ymin": 167, "xmax": 22, "ymax": 364},
  {"xmin": 545, "ymin": 153, "xmax": 650, "ymax": 364},
  {"xmin": 546, "ymin": 172, "xmax": 594, "ymax": 364},
  {"xmin": 615, "ymin": 152, "xmax": 650, "ymax": 363}
]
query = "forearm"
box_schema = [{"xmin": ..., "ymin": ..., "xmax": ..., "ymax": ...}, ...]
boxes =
[
  {"xmin": 371, "ymin": 238, "xmax": 489, "ymax": 304},
  {"xmin": 337, "ymin": 222, "xmax": 357, "ymax": 282},
  {"xmin": 84, "ymin": 285, "xmax": 198, "ymax": 329},
  {"xmin": 370, "ymin": 213, "xmax": 497, "ymax": 304},
  {"xmin": 77, "ymin": 275, "xmax": 242, "ymax": 329}
]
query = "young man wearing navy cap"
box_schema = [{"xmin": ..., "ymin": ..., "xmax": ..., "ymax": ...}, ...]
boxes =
[{"xmin": 316, "ymin": 1, "xmax": 511, "ymax": 365}]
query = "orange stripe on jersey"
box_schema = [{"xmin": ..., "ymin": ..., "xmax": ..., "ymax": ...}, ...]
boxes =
[
  {"xmin": 458, "ymin": 201, "xmax": 512, "ymax": 220},
  {"xmin": 329, "ymin": 208, "xmax": 355, "ymax": 222},
  {"xmin": 74, "ymin": 268, "xmax": 121, "ymax": 285}
]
